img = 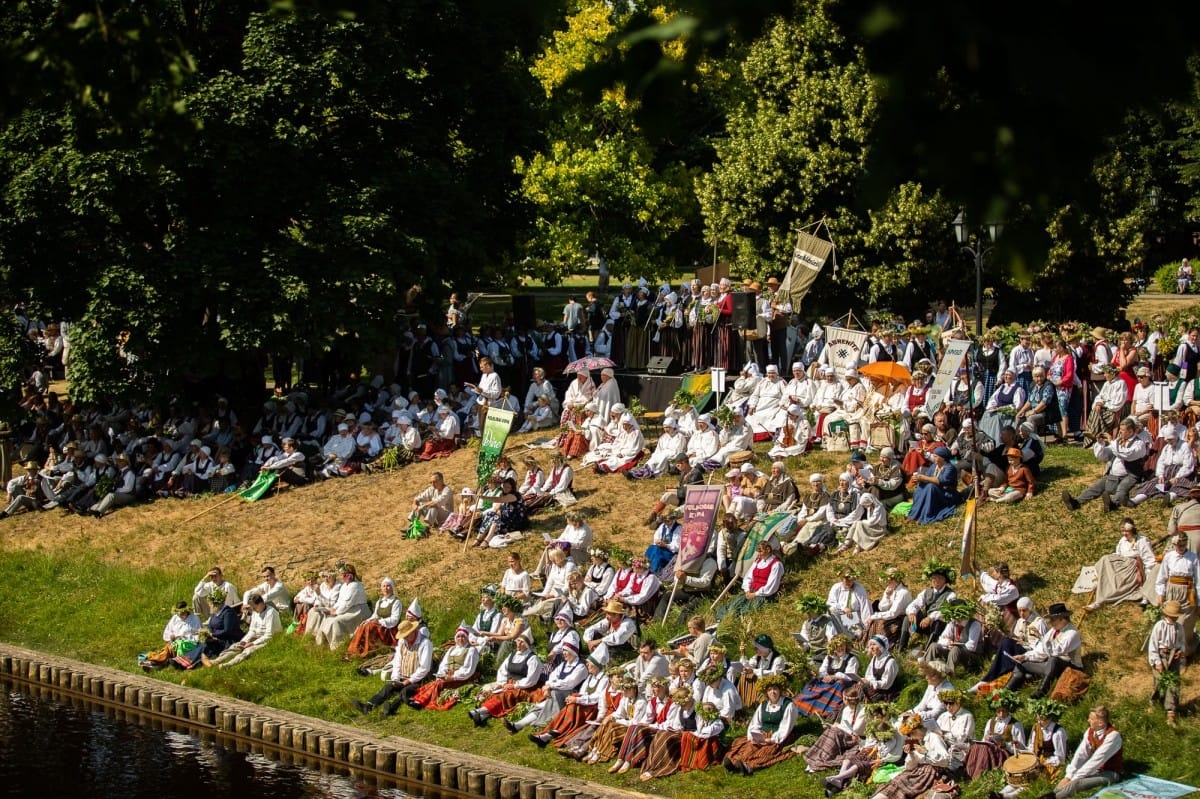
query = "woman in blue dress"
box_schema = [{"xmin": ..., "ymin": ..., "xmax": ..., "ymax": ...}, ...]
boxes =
[{"xmin": 907, "ymin": 446, "xmax": 963, "ymax": 524}]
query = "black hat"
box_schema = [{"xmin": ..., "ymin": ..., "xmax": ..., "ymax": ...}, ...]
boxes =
[{"xmin": 1046, "ymin": 602, "xmax": 1071, "ymax": 620}]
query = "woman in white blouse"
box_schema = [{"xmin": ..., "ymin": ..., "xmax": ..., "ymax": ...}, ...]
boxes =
[{"xmin": 1085, "ymin": 517, "xmax": 1158, "ymax": 611}]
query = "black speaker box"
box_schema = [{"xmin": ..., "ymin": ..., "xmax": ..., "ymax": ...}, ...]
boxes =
[
  {"xmin": 731, "ymin": 291, "xmax": 756, "ymax": 330},
  {"xmin": 647, "ymin": 356, "xmax": 683, "ymax": 376},
  {"xmin": 512, "ymin": 295, "xmax": 537, "ymax": 331}
]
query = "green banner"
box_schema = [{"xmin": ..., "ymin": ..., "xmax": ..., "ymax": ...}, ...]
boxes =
[
  {"xmin": 238, "ymin": 471, "xmax": 278, "ymax": 501},
  {"xmin": 476, "ymin": 407, "xmax": 516, "ymax": 486}
]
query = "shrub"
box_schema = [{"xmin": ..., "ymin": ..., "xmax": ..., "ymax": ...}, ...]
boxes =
[{"xmin": 1154, "ymin": 261, "xmax": 1187, "ymax": 293}]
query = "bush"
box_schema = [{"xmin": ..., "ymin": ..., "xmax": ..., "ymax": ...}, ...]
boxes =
[{"xmin": 1154, "ymin": 261, "xmax": 1188, "ymax": 293}]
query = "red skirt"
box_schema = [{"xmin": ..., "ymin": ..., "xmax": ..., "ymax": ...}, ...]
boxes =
[
  {"xmin": 343, "ymin": 620, "xmax": 398, "ymax": 659},
  {"xmin": 543, "ymin": 702, "xmax": 598, "ymax": 746},
  {"xmin": 411, "ymin": 677, "xmax": 474, "ymax": 711},
  {"xmin": 417, "ymin": 439, "xmax": 456, "ymax": 461},
  {"xmin": 680, "ymin": 733, "xmax": 721, "ymax": 772},
  {"xmin": 481, "ymin": 686, "xmax": 544, "ymax": 718},
  {"xmin": 724, "ymin": 737, "xmax": 794, "ymax": 771}
]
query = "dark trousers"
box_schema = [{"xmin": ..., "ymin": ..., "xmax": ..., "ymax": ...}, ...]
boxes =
[{"xmin": 367, "ymin": 680, "xmax": 419, "ymax": 713}]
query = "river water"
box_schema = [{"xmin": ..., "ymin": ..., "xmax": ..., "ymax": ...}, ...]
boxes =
[{"xmin": 0, "ymin": 680, "xmax": 427, "ymax": 799}]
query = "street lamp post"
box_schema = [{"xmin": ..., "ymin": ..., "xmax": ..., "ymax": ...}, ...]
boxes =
[{"xmin": 951, "ymin": 212, "xmax": 1003, "ymax": 339}]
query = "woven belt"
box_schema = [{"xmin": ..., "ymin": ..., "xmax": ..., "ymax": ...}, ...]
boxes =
[{"xmin": 1168, "ymin": 576, "xmax": 1194, "ymax": 586}]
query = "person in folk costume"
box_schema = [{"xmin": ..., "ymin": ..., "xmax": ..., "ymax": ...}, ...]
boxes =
[
  {"xmin": 686, "ymin": 413, "xmax": 721, "ymax": 469},
  {"xmin": 794, "ymin": 594, "xmax": 838, "ymax": 664},
  {"xmin": 582, "ymin": 546, "xmax": 616, "ymax": 601},
  {"xmin": 582, "ymin": 402, "xmax": 625, "ymax": 462},
  {"xmin": 969, "ymin": 597, "xmax": 1047, "ymax": 693},
  {"xmin": 867, "ymin": 714, "xmax": 954, "ymax": 799},
  {"xmin": 825, "ymin": 368, "xmax": 870, "ymax": 449},
  {"xmin": 407, "ymin": 625, "xmax": 480, "ymax": 710},
  {"xmin": 343, "ymin": 578, "xmax": 403, "ymax": 659},
  {"xmin": 1005, "ymin": 602, "xmax": 1082, "ymax": 699},
  {"xmin": 468, "ymin": 586, "xmax": 503, "ymax": 652},
  {"xmin": 607, "ymin": 281, "xmax": 636, "ymax": 368},
  {"xmin": 858, "ymin": 634, "xmax": 900, "ymax": 702},
  {"xmin": 992, "ymin": 698, "xmax": 1069, "ymax": 798},
  {"xmin": 540, "ymin": 323, "xmax": 569, "ymax": 380},
  {"xmin": 713, "ymin": 278, "xmax": 742, "ymax": 372},
  {"xmin": 1148, "ymin": 600, "xmax": 1186, "ymax": 727},
  {"xmin": 467, "ymin": 630, "xmax": 543, "ymax": 727},
  {"xmin": 310, "ymin": 564, "xmax": 371, "ymax": 652},
  {"xmin": 696, "ymin": 657, "xmax": 743, "ymax": 723},
  {"xmin": 504, "ymin": 638, "xmax": 589, "ymax": 733},
  {"xmin": 746, "ymin": 364, "xmax": 786, "ymax": 439},
  {"xmin": 945, "ymin": 364, "xmax": 985, "ymax": 423},
  {"xmin": 559, "ymin": 370, "xmax": 597, "ymax": 427},
  {"xmin": 583, "ymin": 598, "xmax": 638, "ymax": 661},
  {"xmin": 1174, "ymin": 327, "xmax": 1200, "ymax": 384},
  {"xmin": 820, "ymin": 717, "xmax": 906, "ymax": 796},
  {"xmin": 801, "ymin": 682, "xmax": 868, "ymax": 772},
  {"xmin": 723, "ymin": 362, "xmax": 763, "ymax": 416},
  {"xmin": 933, "ymin": 688, "xmax": 974, "ymax": 774},
  {"xmin": 606, "ymin": 675, "xmax": 675, "ymax": 775},
  {"xmin": 758, "ymin": 459, "xmax": 799, "ymax": 513},
  {"xmin": 827, "ymin": 567, "xmax": 872, "ymax": 641},
  {"xmin": 1152, "ymin": 534, "xmax": 1200, "ymax": 652},
  {"xmin": 644, "ymin": 506, "xmax": 683, "ymax": 573},
  {"xmin": 567, "ymin": 324, "xmax": 591, "ymax": 365},
  {"xmin": 1169, "ymin": 481, "xmax": 1200, "ymax": 553},
  {"xmin": 767, "ymin": 403, "xmax": 809, "ymax": 459},
  {"xmin": 811, "ymin": 366, "xmax": 844, "ymax": 440},
  {"xmin": 653, "ymin": 290, "xmax": 684, "ymax": 359},
  {"xmin": 1131, "ymin": 424, "xmax": 1195, "ymax": 507},
  {"xmin": 733, "ymin": 633, "xmax": 787, "ymax": 710},
  {"xmin": 796, "ymin": 471, "xmax": 860, "ymax": 554},
  {"xmin": 907, "ymin": 446, "xmax": 963, "ymax": 524},
  {"xmin": 625, "ymin": 417, "xmax": 688, "ymax": 480},
  {"xmin": 645, "ymin": 697, "xmax": 725, "ymax": 779},
  {"xmin": 576, "ymin": 675, "xmax": 641, "ymax": 764},
  {"xmin": 868, "ymin": 567, "xmax": 912, "ymax": 648},
  {"xmin": 977, "ymin": 330, "xmax": 1008, "ymax": 404},
  {"xmin": 780, "ymin": 474, "xmax": 831, "ymax": 556},
  {"xmin": 722, "ymin": 673, "xmax": 798, "ymax": 776},
  {"xmin": 527, "ymin": 648, "xmax": 611, "ymax": 749},
  {"xmin": 352, "ymin": 614, "xmax": 432, "ymax": 716},
  {"xmin": 716, "ymin": 540, "xmax": 784, "ymax": 621},
  {"xmin": 621, "ymin": 284, "xmax": 651, "ymax": 370},
  {"xmin": 1049, "ymin": 705, "xmax": 1124, "ymax": 799},
  {"xmin": 840, "ymin": 491, "xmax": 889, "ymax": 554},
  {"xmin": 793, "ymin": 634, "xmax": 860, "ymax": 720},
  {"xmin": 898, "ymin": 560, "xmax": 958, "ymax": 652},
  {"xmin": 963, "ymin": 688, "xmax": 1026, "ymax": 780},
  {"xmin": 610, "ymin": 555, "xmax": 660, "ymax": 623}
]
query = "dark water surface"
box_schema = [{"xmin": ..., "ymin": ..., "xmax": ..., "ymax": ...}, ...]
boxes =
[{"xmin": 0, "ymin": 679, "xmax": 429, "ymax": 799}]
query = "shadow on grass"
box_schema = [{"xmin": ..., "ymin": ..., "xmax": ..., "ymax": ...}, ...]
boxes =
[{"xmin": 1016, "ymin": 571, "xmax": 1049, "ymax": 593}]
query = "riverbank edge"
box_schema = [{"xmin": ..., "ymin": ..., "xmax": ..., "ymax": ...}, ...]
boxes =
[{"xmin": 0, "ymin": 642, "xmax": 654, "ymax": 799}]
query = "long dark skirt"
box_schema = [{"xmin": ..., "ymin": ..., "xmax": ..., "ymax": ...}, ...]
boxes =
[
  {"xmin": 964, "ymin": 740, "xmax": 1009, "ymax": 780},
  {"xmin": 680, "ymin": 734, "xmax": 721, "ymax": 772},
  {"xmin": 543, "ymin": 702, "xmax": 599, "ymax": 747},
  {"xmin": 616, "ymin": 723, "xmax": 658, "ymax": 766},
  {"xmin": 804, "ymin": 726, "xmax": 858, "ymax": 771},
  {"xmin": 873, "ymin": 764, "xmax": 947, "ymax": 799}
]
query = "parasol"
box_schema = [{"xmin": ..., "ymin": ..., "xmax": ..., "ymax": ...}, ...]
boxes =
[
  {"xmin": 858, "ymin": 361, "xmax": 912, "ymax": 389},
  {"xmin": 563, "ymin": 356, "xmax": 617, "ymax": 374}
]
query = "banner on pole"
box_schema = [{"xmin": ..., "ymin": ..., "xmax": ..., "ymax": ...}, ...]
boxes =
[
  {"xmin": 477, "ymin": 408, "xmax": 516, "ymax": 486},
  {"xmin": 925, "ymin": 339, "xmax": 972, "ymax": 416},
  {"xmin": 733, "ymin": 512, "xmax": 797, "ymax": 581},
  {"xmin": 823, "ymin": 326, "xmax": 869, "ymax": 372},
  {"xmin": 678, "ymin": 485, "xmax": 723, "ymax": 574},
  {"xmin": 238, "ymin": 471, "xmax": 278, "ymax": 502},
  {"xmin": 959, "ymin": 498, "xmax": 977, "ymax": 581},
  {"xmin": 780, "ymin": 229, "xmax": 834, "ymax": 314}
]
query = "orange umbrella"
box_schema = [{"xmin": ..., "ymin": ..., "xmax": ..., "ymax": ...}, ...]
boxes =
[{"xmin": 858, "ymin": 361, "xmax": 913, "ymax": 389}]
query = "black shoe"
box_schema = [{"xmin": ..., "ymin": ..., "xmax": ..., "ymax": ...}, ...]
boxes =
[
  {"xmin": 1061, "ymin": 489, "xmax": 1080, "ymax": 511},
  {"xmin": 741, "ymin": 763, "xmax": 755, "ymax": 777},
  {"xmin": 530, "ymin": 733, "xmax": 550, "ymax": 748},
  {"xmin": 503, "ymin": 719, "xmax": 518, "ymax": 734},
  {"xmin": 1102, "ymin": 493, "xmax": 1116, "ymax": 513},
  {"xmin": 723, "ymin": 759, "xmax": 738, "ymax": 774},
  {"xmin": 470, "ymin": 710, "xmax": 488, "ymax": 727},
  {"xmin": 382, "ymin": 700, "xmax": 402, "ymax": 717},
  {"xmin": 989, "ymin": 792, "xmax": 1004, "ymax": 799},
  {"xmin": 406, "ymin": 698, "xmax": 423, "ymax": 711},
  {"xmin": 353, "ymin": 700, "xmax": 373, "ymax": 714}
]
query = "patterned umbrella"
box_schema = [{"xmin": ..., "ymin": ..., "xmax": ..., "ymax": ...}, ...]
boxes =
[{"xmin": 563, "ymin": 356, "xmax": 617, "ymax": 374}]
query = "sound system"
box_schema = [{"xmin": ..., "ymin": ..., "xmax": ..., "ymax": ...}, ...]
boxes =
[
  {"xmin": 647, "ymin": 356, "xmax": 683, "ymax": 376},
  {"xmin": 512, "ymin": 295, "xmax": 537, "ymax": 331},
  {"xmin": 731, "ymin": 291, "xmax": 756, "ymax": 330}
]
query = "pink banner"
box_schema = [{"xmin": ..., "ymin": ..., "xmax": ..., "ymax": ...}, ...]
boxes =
[{"xmin": 677, "ymin": 485, "xmax": 723, "ymax": 573}]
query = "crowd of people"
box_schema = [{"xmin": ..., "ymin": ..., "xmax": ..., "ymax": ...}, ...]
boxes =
[{"xmin": 15, "ymin": 291, "xmax": 1200, "ymax": 795}]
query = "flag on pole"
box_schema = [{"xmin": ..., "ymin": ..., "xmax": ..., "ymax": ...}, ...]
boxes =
[
  {"xmin": 238, "ymin": 471, "xmax": 278, "ymax": 501},
  {"xmin": 779, "ymin": 228, "xmax": 834, "ymax": 314},
  {"xmin": 678, "ymin": 485, "xmax": 723, "ymax": 573},
  {"xmin": 823, "ymin": 326, "xmax": 869, "ymax": 372},
  {"xmin": 959, "ymin": 498, "xmax": 977, "ymax": 582},
  {"xmin": 477, "ymin": 407, "xmax": 516, "ymax": 487},
  {"xmin": 924, "ymin": 339, "xmax": 972, "ymax": 416}
]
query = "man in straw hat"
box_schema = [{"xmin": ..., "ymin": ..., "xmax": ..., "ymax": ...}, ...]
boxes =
[
  {"xmin": 1, "ymin": 460, "xmax": 49, "ymax": 518},
  {"xmin": 1006, "ymin": 603, "xmax": 1082, "ymax": 699},
  {"xmin": 583, "ymin": 598, "xmax": 637, "ymax": 659},
  {"xmin": 354, "ymin": 614, "xmax": 431, "ymax": 716},
  {"xmin": 1147, "ymin": 599, "xmax": 1186, "ymax": 727}
]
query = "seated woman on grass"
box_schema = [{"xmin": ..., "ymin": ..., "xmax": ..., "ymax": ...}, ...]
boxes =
[{"xmin": 343, "ymin": 576, "xmax": 402, "ymax": 659}]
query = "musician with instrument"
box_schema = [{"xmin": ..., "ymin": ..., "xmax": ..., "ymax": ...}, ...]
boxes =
[
  {"xmin": 1, "ymin": 460, "xmax": 49, "ymax": 518},
  {"xmin": 1148, "ymin": 599, "xmax": 1187, "ymax": 727}
]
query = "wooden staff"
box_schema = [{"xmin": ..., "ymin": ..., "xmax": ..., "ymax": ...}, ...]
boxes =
[{"xmin": 180, "ymin": 491, "xmax": 244, "ymax": 525}]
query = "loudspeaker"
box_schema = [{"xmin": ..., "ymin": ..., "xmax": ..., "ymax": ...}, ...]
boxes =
[
  {"xmin": 731, "ymin": 292, "xmax": 756, "ymax": 330},
  {"xmin": 512, "ymin": 295, "xmax": 537, "ymax": 331},
  {"xmin": 647, "ymin": 356, "xmax": 683, "ymax": 376}
]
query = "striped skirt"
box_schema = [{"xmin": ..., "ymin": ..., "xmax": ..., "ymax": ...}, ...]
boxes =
[
  {"xmin": 964, "ymin": 740, "xmax": 1009, "ymax": 780},
  {"xmin": 586, "ymin": 718, "xmax": 632, "ymax": 762},
  {"xmin": 737, "ymin": 672, "xmax": 764, "ymax": 710},
  {"xmin": 641, "ymin": 729, "xmax": 686, "ymax": 778},
  {"xmin": 679, "ymin": 733, "xmax": 722, "ymax": 772},
  {"xmin": 544, "ymin": 702, "xmax": 599, "ymax": 747},
  {"xmin": 616, "ymin": 723, "xmax": 658, "ymax": 766},
  {"xmin": 724, "ymin": 738, "xmax": 794, "ymax": 771},
  {"xmin": 792, "ymin": 680, "xmax": 846, "ymax": 720}
]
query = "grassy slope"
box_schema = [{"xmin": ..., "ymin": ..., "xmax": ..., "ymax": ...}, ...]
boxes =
[{"xmin": 2, "ymin": 438, "xmax": 1200, "ymax": 798}]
